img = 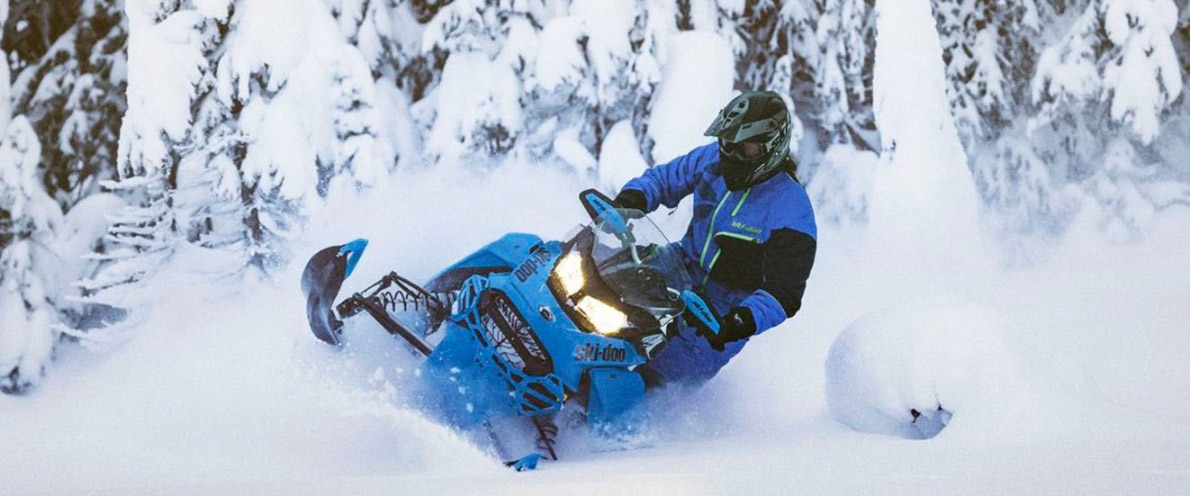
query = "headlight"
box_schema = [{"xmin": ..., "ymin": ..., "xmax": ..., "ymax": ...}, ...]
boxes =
[
  {"xmin": 574, "ymin": 296, "xmax": 627, "ymax": 335},
  {"xmin": 551, "ymin": 250, "xmax": 628, "ymax": 335},
  {"xmin": 554, "ymin": 251, "xmax": 585, "ymax": 296}
]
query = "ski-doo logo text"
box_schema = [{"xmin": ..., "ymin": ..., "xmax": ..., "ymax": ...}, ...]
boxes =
[
  {"xmin": 574, "ymin": 343, "xmax": 627, "ymax": 363},
  {"xmin": 514, "ymin": 248, "xmax": 554, "ymax": 282}
]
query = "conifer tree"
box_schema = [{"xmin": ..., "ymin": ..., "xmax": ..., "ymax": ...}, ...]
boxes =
[
  {"xmin": 0, "ymin": 116, "xmax": 64, "ymax": 393},
  {"xmin": 812, "ymin": 0, "xmax": 877, "ymax": 150},
  {"xmin": 931, "ymin": 0, "xmax": 1067, "ymax": 234},
  {"xmin": 528, "ymin": 0, "xmax": 675, "ymax": 174},
  {"xmin": 1031, "ymin": 0, "xmax": 1183, "ymax": 179},
  {"xmin": 77, "ymin": 0, "xmax": 209, "ymax": 319},
  {"xmin": 7, "ymin": 0, "xmax": 127, "ymax": 210},
  {"xmin": 421, "ymin": 0, "xmax": 548, "ymax": 164},
  {"xmin": 1024, "ymin": 0, "xmax": 1184, "ymax": 233},
  {"xmin": 933, "ymin": 0, "xmax": 1041, "ymax": 144}
]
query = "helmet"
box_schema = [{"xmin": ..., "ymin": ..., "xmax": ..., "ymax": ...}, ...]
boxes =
[{"xmin": 703, "ymin": 91, "xmax": 791, "ymax": 190}]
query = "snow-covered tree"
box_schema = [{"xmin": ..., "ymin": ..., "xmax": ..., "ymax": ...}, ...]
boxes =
[
  {"xmin": 0, "ymin": 116, "xmax": 64, "ymax": 393},
  {"xmin": 1031, "ymin": 0, "xmax": 1183, "ymax": 178},
  {"xmin": 1025, "ymin": 0, "xmax": 1185, "ymax": 235},
  {"xmin": 3, "ymin": 1, "xmax": 79, "ymax": 74},
  {"xmin": 933, "ymin": 0, "xmax": 1041, "ymax": 144},
  {"xmin": 8, "ymin": 0, "xmax": 127, "ymax": 210},
  {"xmin": 327, "ymin": 0, "xmax": 439, "ymax": 95},
  {"xmin": 868, "ymin": 0, "xmax": 981, "ymax": 263},
  {"xmin": 689, "ymin": 1, "xmax": 877, "ymax": 156},
  {"xmin": 1, "ymin": 1, "xmax": 129, "ymax": 389},
  {"xmin": 76, "ymin": 0, "xmax": 210, "ymax": 326},
  {"xmin": 418, "ymin": 0, "xmax": 549, "ymax": 165},
  {"xmin": 686, "ymin": 0, "xmax": 788, "ymax": 92},
  {"xmin": 81, "ymin": 0, "xmax": 391, "ymax": 341},
  {"xmin": 325, "ymin": 0, "xmax": 428, "ymax": 172},
  {"xmin": 929, "ymin": 0, "xmax": 1072, "ymax": 235},
  {"xmin": 528, "ymin": 0, "xmax": 674, "ymax": 175},
  {"xmin": 970, "ymin": 122, "xmax": 1080, "ymax": 236},
  {"xmin": 317, "ymin": 48, "xmax": 391, "ymax": 194},
  {"xmin": 811, "ymin": 0, "xmax": 877, "ymax": 150},
  {"xmin": 1154, "ymin": 0, "xmax": 1188, "ymax": 180},
  {"xmin": 646, "ymin": 30, "xmax": 734, "ymax": 162},
  {"xmin": 1180, "ymin": 3, "xmax": 1190, "ymax": 86}
]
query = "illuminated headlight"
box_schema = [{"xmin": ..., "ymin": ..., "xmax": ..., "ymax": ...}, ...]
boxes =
[
  {"xmin": 575, "ymin": 296, "xmax": 627, "ymax": 335},
  {"xmin": 554, "ymin": 252, "xmax": 585, "ymax": 296}
]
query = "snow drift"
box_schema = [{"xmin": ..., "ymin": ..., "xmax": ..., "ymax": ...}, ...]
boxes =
[{"xmin": 825, "ymin": 301, "xmax": 1026, "ymax": 440}]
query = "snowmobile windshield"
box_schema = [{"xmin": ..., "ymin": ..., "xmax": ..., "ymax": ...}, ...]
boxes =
[{"xmin": 548, "ymin": 210, "xmax": 691, "ymax": 338}]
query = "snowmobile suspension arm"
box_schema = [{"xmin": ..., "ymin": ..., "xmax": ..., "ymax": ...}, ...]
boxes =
[
  {"xmin": 336, "ymin": 272, "xmax": 453, "ymax": 319},
  {"xmin": 351, "ymin": 293, "xmax": 433, "ymax": 357},
  {"xmin": 335, "ymin": 272, "xmax": 439, "ymax": 357}
]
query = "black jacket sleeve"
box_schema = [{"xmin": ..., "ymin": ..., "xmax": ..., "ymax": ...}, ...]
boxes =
[{"xmin": 759, "ymin": 228, "xmax": 817, "ymax": 318}]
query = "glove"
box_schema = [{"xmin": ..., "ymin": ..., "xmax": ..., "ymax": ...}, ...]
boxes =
[
  {"xmin": 613, "ymin": 189, "xmax": 647, "ymax": 212},
  {"xmin": 687, "ymin": 306, "xmax": 756, "ymax": 352}
]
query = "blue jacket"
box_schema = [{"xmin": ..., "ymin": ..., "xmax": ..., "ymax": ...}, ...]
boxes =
[{"xmin": 622, "ymin": 143, "xmax": 817, "ymax": 384}]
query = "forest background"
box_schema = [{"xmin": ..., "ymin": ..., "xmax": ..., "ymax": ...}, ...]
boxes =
[{"xmin": 0, "ymin": 0, "xmax": 1186, "ymax": 394}]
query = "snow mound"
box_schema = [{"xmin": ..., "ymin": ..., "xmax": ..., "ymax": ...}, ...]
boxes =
[{"xmin": 825, "ymin": 301, "xmax": 1027, "ymax": 440}]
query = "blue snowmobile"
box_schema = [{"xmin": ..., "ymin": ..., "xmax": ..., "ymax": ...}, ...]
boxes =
[{"xmin": 300, "ymin": 190, "xmax": 720, "ymax": 470}]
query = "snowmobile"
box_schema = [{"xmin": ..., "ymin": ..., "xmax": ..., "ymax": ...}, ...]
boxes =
[{"xmin": 300, "ymin": 190, "xmax": 720, "ymax": 470}]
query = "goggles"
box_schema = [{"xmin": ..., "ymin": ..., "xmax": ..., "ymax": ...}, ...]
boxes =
[{"xmin": 720, "ymin": 138, "xmax": 767, "ymax": 161}]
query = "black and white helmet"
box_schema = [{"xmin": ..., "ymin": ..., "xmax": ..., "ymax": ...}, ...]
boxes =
[{"xmin": 704, "ymin": 91, "xmax": 792, "ymax": 190}]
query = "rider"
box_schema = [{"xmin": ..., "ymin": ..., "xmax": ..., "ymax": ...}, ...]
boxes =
[{"xmin": 612, "ymin": 90, "xmax": 817, "ymax": 386}]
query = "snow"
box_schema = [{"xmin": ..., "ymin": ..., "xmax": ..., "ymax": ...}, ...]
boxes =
[
  {"xmin": 43, "ymin": 193, "xmax": 126, "ymax": 306},
  {"xmin": 596, "ymin": 120, "xmax": 649, "ymax": 194},
  {"xmin": 804, "ymin": 143, "xmax": 879, "ymax": 227},
  {"xmin": 533, "ymin": 16, "xmax": 587, "ymax": 92},
  {"xmin": 571, "ymin": 0, "xmax": 637, "ymax": 103},
  {"xmin": 4, "ymin": 163, "xmax": 1190, "ymax": 493},
  {"xmin": 224, "ymin": 0, "xmax": 310, "ymax": 97},
  {"xmin": 425, "ymin": 51, "xmax": 522, "ymax": 165},
  {"xmin": 646, "ymin": 31, "xmax": 733, "ymax": 163},
  {"xmin": 3, "ymin": 2, "xmax": 1190, "ymax": 494},
  {"xmin": 869, "ymin": 0, "xmax": 983, "ymax": 270},
  {"xmin": 825, "ymin": 301, "xmax": 1028, "ymax": 440},
  {"xmin": 552, "ymin": 125, "xmax": 597, "ymax": 176},
  {"xmin": 121, "ymin": 3, "xmax": 207, "ymax": 168}
]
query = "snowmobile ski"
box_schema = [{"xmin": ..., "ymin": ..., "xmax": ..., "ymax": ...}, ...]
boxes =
[{"xmin": 300, "ymin": 238, "xmax": 367, "ymax": 346}]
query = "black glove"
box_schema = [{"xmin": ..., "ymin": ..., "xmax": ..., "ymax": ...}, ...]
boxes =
[
  {"xmin": 687, "ymin": 306, "xmax": 756, "ymax": 352},
  {"xmin": 613, "ymin": 189, "xmax": 647, "ymax": 212}
]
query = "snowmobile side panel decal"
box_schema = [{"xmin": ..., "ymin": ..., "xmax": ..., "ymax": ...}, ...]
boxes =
[
  {"xmin": 513, "ymin": 247, "xmax": 555, "ymax": 283},
  {"xmin": 573, "ymin": 343, "xmax": 629, "ymax": 363}
]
